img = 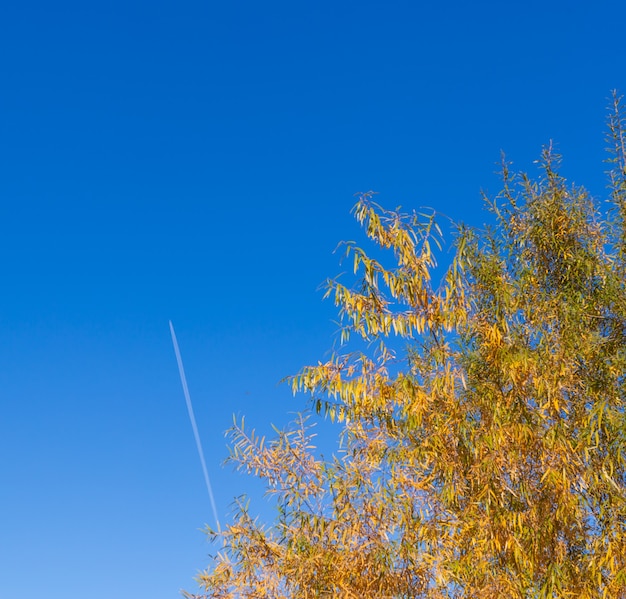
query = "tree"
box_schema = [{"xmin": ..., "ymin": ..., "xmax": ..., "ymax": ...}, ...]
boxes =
[{"xmin": 187, "ymin": 95, "xmax": 626, "ymax": 599}]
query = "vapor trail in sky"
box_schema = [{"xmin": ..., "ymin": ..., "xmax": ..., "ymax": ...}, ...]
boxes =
[{"xmin": 169, "ymin": 320, "xmax": 221, "ymax": 532}]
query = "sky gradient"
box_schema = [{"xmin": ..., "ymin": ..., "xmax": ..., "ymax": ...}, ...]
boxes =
[{"xmin": 1, "ymin": 1, "xmax": 625, "ymax": 598}]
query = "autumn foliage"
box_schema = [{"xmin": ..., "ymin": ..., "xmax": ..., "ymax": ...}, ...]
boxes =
[{"xmin": 187, "ymin": 95, "xmax": 626, "ymax": 598}]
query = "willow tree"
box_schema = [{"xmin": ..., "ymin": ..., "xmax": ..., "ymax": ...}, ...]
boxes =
[{"xmin": 187, "ymin": 96, "xmax": 626, "ymax": 599}]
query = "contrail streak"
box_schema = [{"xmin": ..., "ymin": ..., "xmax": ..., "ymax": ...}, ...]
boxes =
[{"xmin": 169, "ymin": 320, "xmax": 221, "ymax": 532}]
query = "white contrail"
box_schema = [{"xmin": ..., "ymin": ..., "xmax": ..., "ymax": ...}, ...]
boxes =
[{"xmin": 169, "ymin": 320, "xmax": 221, "ymax": 532}]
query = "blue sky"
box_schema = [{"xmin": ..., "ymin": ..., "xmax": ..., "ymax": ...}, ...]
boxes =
[{"xmin": 1, "ymin": 1, "xmax": 624, "ymax": 597}]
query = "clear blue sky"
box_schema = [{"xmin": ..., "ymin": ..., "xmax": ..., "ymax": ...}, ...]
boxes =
[{"xmin": 1, "ymin": 1, "xmax": 624, "ymax": 597}]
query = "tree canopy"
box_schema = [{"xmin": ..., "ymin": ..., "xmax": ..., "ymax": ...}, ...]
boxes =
[{"xmin": 187, "ymin": 95, "xmax": 626, "ymax": 599}]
